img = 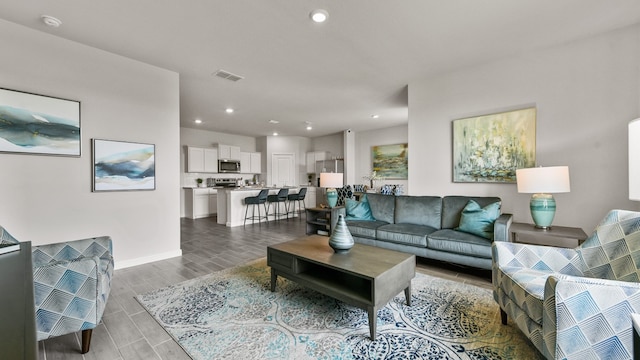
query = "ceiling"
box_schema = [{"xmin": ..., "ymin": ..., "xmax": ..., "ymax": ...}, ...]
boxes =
[{"xmin": 1, "ymin": 1, "xmax": 639, "ymax": 138}]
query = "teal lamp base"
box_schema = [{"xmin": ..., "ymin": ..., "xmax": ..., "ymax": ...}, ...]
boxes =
[
  {"xmin": 530, "ymin": 193, "xmax": 556, "ymax": 230},
  {"xmin": 326, "ymin": 188, "xmax": 338, "ymax": 208}
]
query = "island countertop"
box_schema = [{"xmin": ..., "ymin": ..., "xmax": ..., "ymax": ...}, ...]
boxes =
[{"xmin": 217, "ymin": 187, "xmax": 305, "ymax": 227}]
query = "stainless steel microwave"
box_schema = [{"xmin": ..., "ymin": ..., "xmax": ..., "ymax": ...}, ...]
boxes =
[{"xmin": 218, "ymin": 159, "xmax": 241, "ymax": 173}]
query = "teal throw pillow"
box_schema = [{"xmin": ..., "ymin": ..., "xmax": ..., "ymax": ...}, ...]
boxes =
[
  {"xmin": 345, "ymin": 194, "xmax": 375, "ymax": 221},
  {"xmin": 455, "ymin": 200, "xmax": 501, "ymax": 240}
]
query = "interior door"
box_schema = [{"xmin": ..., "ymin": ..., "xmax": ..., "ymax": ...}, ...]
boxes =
[{"xmin": 272, "ymin": 153, "xmax": 295, "ymax": 187}]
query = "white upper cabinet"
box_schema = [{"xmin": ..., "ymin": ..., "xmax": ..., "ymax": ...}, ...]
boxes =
[
  {"xmin": 250, "ymin": 152, "xmax": 261, "ymax": 173},
  {"xmin": 240, "ymin": 152, "xmax": 251, "ymax": 173},
  {"xmin": 187, "ymin": 147, "xmax": 218, "ymax": 173},
  {"xmin": 240, "ymin": 152, "xmax": 262, "ymax": 174},
  {"xmin": 203, "ymin": 148, "xmax": 218, "ymax": 173},
  {"xmin": 306, "ymin": 151, "xmax": 329, "ymax": 173},
  {"xmin": 218, "ymin": 144, "xmax": 241, "ymax": 160}
]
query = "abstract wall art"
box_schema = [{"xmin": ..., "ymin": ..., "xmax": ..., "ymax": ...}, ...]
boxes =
[
  {"xmin": 0, "ymin": 87, "xmax": 81, "ymax": 156},
  {"xmin": 452, "ymin": 107, "xmax": 536, "ymax": 183},
  {"xmin": 92, "ymin": 139, "xmax": 155, "ymax": 192},
  {"xmin": 372, "ymin": 143, "xmax": 408, "ymax": 179}
]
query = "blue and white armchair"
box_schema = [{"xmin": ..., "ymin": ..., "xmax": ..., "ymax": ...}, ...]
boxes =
[
  {"xmin": 1, "ymin": 226, "xmax": 113, "ymax": 354},
  {"xmin": 493, "ymin": 210, "xmax": 640, "ymax": 359}
]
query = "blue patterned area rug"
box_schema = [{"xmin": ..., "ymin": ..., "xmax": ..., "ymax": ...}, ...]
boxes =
[{"xmin": 136, "ymin": 258, "xmax": 542, "ymax": 359}]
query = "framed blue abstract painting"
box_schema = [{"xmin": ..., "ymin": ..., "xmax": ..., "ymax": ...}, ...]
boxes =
[
  {"xmin": 92, "ymin": 139, "xmax": 155, "ymax": 192},
  {"xmin": 0, "ymin": 87, "xmax": 81, "ymax": 156}
]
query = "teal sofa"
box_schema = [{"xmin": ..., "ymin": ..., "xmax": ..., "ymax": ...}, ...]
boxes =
[{"xmin": 345, "ymin": 194, "xmax": 512, "ymax": 270}]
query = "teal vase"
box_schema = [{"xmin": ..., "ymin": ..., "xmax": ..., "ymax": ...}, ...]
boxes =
[
  {"xmin": 329, "ymin": 215, "xmax": 354, "ymax": 253},
  {"xmin": 326, "ymin": 189, "xmax": 338, "ymax": 208},
  {"xmin": 530, "ymin": 193, "xmax": 556, "ymax": 229}
]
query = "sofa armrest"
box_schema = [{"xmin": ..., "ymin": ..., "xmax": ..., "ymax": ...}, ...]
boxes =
[
  {"xmin": 542, "ymin": 275, "xmax": 640, "ymax": 359},
  {"xmin": 493, "ymin": 213, "xmax": 512, "ymax": 242}
]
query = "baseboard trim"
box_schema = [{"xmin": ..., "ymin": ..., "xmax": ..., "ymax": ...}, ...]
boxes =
[{"xmin": 114, "ymin": 249, "xmax": 183, "ymax": 270}]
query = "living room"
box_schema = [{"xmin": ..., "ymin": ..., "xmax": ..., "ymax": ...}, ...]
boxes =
[{"xmin": 1, "ymin": 2, "xmax": 640, "ymax": 359}]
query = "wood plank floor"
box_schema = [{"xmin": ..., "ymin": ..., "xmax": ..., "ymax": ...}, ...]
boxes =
[{"xmin": 38, "ymin": 216, "xmax": 492, "ymax": 360}]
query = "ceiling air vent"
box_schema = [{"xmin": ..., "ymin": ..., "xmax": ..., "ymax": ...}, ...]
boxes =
[{"xmin": 213, "ymin": 69, "xmax": 244, "ymax": 82}]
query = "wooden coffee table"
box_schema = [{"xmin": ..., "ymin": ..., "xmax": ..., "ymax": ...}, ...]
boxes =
[{"xmin": 267, "ymin": 235, "xmax": 415, "ymax": 340}]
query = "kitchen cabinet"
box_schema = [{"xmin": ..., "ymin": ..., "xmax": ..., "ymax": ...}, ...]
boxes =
[
  {"xmin": 240, "ymin": 152, "xmax": 251, "ymax": 173},
  {"xmin": 187, "ymin": 147, "xmax": 218, "ymax": 173},
  {"xmin": 240, "ymin": 152, "xmax": 262, "ymax": 174},
  {"xmin": 218, "ymin": 144, "xmax": 241, "ymax": 160},
  {"xmin": 250, "ymin": 152, "xmax": 261, "ymax": 173},
  {"xmin": 185, "ymin": 188, "xmax": 218, "ymax": 219},
  {"xmin": 306, "ymin": 151, "xmax": 329, "ymax": 173}
]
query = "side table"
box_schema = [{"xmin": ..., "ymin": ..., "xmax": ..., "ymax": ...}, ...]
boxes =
[
  {"xmin": 510, "ymin": 222, "xmax": 588, "ymax": 248},
  {"xmin": 305, "ymin": 206, "xmax": 345, "ymax": 236}
]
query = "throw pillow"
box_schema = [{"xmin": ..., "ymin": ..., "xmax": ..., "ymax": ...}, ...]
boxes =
[
  {"xmin": 345, "ymin": 194, "xmax": 375, "ymax": 221},
  {"xmin": 455, "ymin": 200, "xmax": 501, "ymax": 240}
]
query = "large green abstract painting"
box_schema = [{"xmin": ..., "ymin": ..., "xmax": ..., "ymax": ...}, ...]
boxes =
[
  {"xmin": 372, "ymin": 143, "xmax": 408, "ymax": 179},
  {"xmin": 453, "ymin": 107, "xmax": 536, "ymax": 183}
]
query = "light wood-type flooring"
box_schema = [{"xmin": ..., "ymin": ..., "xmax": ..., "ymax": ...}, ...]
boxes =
[{"xmin": 39, "ymin": 216, "xmax": 492, "ymax": 360}]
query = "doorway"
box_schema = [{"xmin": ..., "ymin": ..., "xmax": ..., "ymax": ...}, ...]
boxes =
[{"xmin": 271, "ymin": 153, "xmax": 295, "ymax": 187}]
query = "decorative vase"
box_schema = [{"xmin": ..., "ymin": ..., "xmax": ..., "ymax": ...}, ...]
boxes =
[
  {"xmin": 326, "ymin": 188, "xmax": 338, "ymax": 208},
  {"xmin": 329, "ymin": 214, "xmax": 354, "ymax": 253}
]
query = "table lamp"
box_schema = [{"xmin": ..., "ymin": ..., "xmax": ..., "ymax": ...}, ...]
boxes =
[
  {"xmin": 630, "ymin": 118, "xmax": 640, "ymax": 201},
  {"xmin": 516, "ymin": 166, "xmax": 570, "ymax": 229},
  {"xmin": 320, "ymin": 172, "xmax": 343, "ymax": 208}
]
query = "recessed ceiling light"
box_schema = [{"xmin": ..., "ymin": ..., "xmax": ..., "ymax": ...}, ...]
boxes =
[
  {"xmin": 371, "ymin": 114, "xmax": 380, "ymax": 119},
  {"xmin": 225, "ymin": 108, "xmax": 234, "ymax": 114},
  {"xmin": 194, "ymin": 119, "xmax": 202, "ymax": 124},
  {"xmin": 273, "ymin": 132, "xmax": 279, "ymax": 136},
  {"xmin": 309, "ymin": 9, "xmax": 329, "ymax": 23},
  {"xmin": 268, "ymin": 119, "xmax": 280, "ymax": 124},
  {"xmin": 306, "ymin": 125, "xmax": 312, "ymax": 130},
  {"xmin": 41, "ymin": 15, "xmax": 62, "ymax": 28}
]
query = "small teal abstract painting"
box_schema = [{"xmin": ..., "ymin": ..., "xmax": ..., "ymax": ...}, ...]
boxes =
[
  {"xmin": 452, "ymin": 107, "xmax": 536, "ymax": 183},
  {"xmin": 372, "ymin": 143, "xmax": 408, "ymax": 179},
  {"xmin": 0, "ymin": 88, "xmax": 80, "ymax": 156},
  {"xmin": 92, "ymin": 139, "xmax": 155, "ymax": 192}
]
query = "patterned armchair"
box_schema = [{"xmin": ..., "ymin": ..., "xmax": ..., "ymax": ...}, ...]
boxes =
[
  {"xmin": 492, "ymin": 210, "xmax": 640, "ymax": 359},
  {"xmin": 0, "ymin": 226, "xmax": 113, "ymax": 354}
]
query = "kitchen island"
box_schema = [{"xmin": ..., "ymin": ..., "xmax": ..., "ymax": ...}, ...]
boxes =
[{"xmin": 217, "ymin": 187, "xmax": 303, "ymax": 227}]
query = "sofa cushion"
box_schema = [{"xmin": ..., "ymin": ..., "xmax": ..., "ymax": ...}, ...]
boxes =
[
  {"xmin": 441, "ymin": 196, "xmax": 502, "ymax": 229},
  {"xmin": 427, "ymin": 229, "xmax": 493, "ymax": 258},
  {"xmin": 376, "ymin": 223, "xmax": 436, "ymax": 247},
  {"xmin": 395, "ymin": 196, "xmax": 442, "ymax": 228},
  {"xmin": 346, "ymin": 220, "xmax": 388, "ymax": 239},
  {"xmin": 345, "ymin": 194, "xmax": 375, "ymax": 221},
  {"xmin": 366, "ymin": 193, "xmax": 396, "ymax": 224},
  {"xmin": 455, "ymin": 200, "xmax": 501, "ymax": 240}
]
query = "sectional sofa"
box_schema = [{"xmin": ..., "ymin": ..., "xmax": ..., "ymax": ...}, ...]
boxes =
[{"xmin": 345, "ymin": 193, "xmax": 512, "ymax": 270}]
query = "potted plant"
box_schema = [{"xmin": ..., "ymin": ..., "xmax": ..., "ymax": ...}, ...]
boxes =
[{"xmin": 196, "ymin": 178, "xmax": 204, "ymax": 187}]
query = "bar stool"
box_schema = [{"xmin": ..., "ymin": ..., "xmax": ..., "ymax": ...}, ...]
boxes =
[
  {"xmin": 244, "ymin": 189, "xmax": 269, "ymax": 226},
  {"xmin": 267, "ymin": 188, "xmax": 289, "ymax": 221},
  {"xmin": 287, "ymin": 187, "xmax": 307, "ymax": 220}
]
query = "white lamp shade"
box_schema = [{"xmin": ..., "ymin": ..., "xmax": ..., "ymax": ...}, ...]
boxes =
[
  {"xmin": 516, "ymin": 166, "xmax": 570, "ymax": 193},
  {"xmin": 320, "ymin": 172, "xmax": 343, "ymax": 188},
  {"xmin": 631, "ymin": 118, "xmax": 640, "ymax": 201}
]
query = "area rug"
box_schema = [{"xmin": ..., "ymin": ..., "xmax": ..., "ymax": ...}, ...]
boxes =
[{"xmin": 136, "ymin": 258, "xmax": 542, "ymax": 359}]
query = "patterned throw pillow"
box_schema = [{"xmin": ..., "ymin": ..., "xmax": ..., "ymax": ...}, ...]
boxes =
[
  {"xmin": 455, "ymin": 200, "xmax": 501, "ymax": 240},
  {"xmin": 345, "ymin": 194, "xmax": 375, "ymax": 221}
]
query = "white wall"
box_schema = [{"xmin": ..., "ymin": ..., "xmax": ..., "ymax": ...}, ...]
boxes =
[
  {"xmin": 409, "ymin": 24, "xmax": 640, "ymax": 232},
  {"xmin": 263, "ymin": 136, "xmax": 311, "ymax": 187},
  {"xmin": 312, "ymin": 133, "xmax": 344, "ymax": 158},
  {"xmin": 355, "ymin": 125, "xmax": 409, "ymax": 191},
  {"xmin": 0, "ymin": 20, "xmax": 181, "ymax": 268}
]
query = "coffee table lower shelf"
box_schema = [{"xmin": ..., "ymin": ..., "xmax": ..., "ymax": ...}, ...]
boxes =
[{"xmin": 267, "ymin": 236, "xmax": 415, "ymax": 340}]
